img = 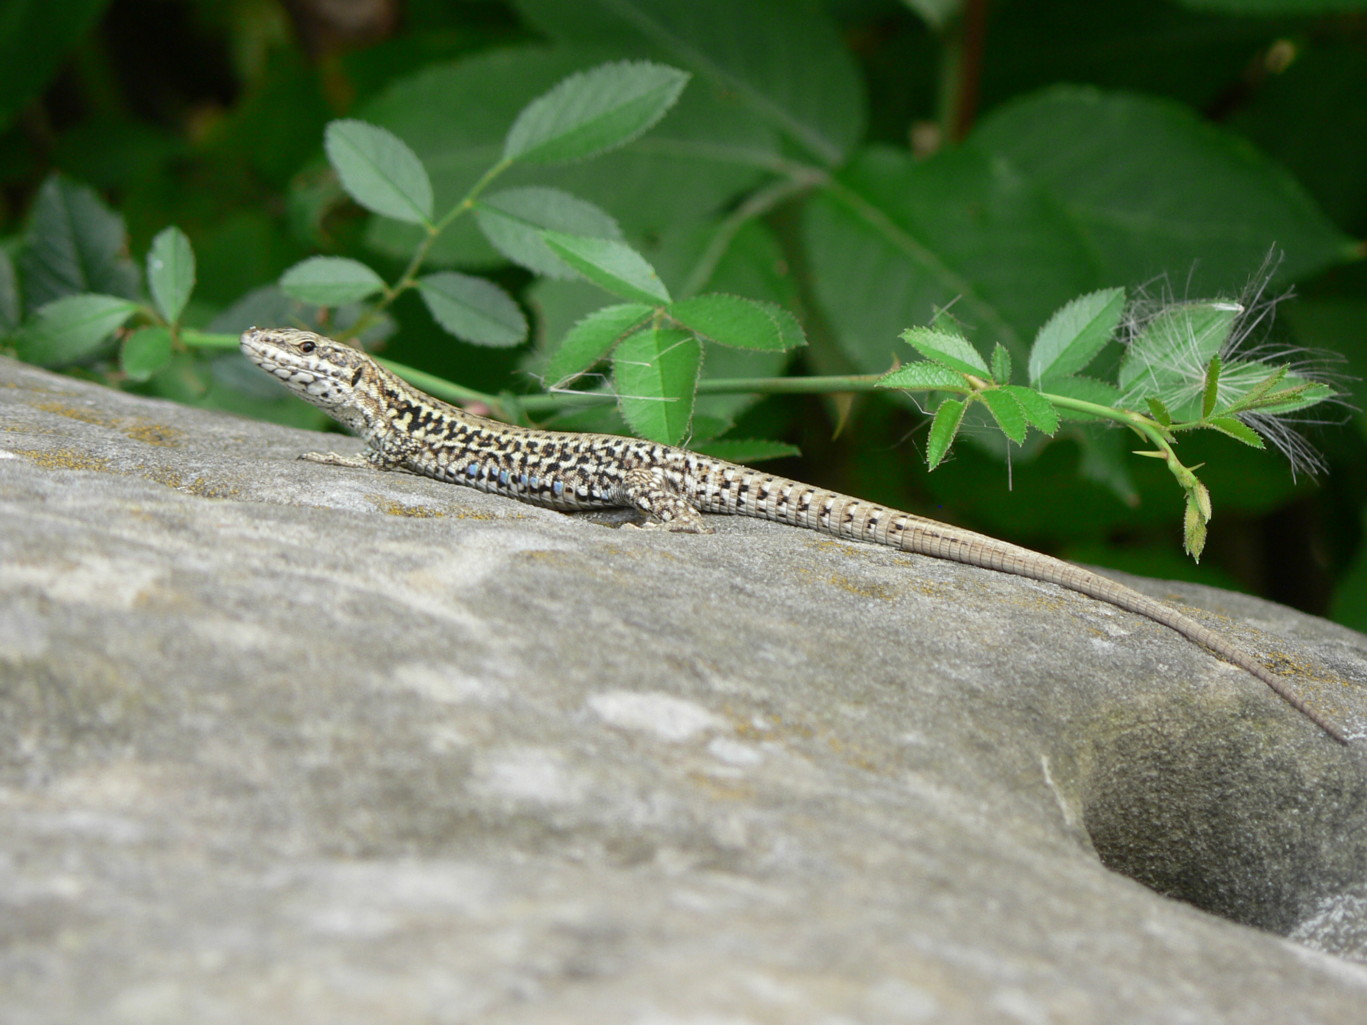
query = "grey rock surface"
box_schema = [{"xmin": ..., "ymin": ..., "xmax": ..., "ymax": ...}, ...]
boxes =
[{"xmin": 2, "ymin": 353, "xmax": 1366, "ymax": 1024}]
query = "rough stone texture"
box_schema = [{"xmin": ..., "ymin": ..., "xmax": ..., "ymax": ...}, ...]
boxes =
[{"xmin": 2, "ymin": 353, "xmax": 1366, "ymax": 1024}]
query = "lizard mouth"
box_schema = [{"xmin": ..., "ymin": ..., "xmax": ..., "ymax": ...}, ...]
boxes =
[{"xmin": 241, "ymin": 328, "xmax": 333, "ymax": 377}]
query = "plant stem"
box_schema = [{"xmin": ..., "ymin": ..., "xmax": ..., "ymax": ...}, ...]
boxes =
[{"xmin": 339, "ymin": 158, "xmax": 514, "ymax": 341}]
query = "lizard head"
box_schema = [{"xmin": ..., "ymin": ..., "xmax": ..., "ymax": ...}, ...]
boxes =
[{"xmin": 239, "ymin": 327, "xmax": 375, "ymax": 417}]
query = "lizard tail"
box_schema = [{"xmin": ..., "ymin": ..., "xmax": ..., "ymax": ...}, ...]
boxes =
[{"xmin": 896, "ymin": 521, "xmax": 1351, "ymax": 745}]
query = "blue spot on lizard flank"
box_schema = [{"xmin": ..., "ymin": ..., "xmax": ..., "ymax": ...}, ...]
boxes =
[
  {"xmin": 553, "ymin": 480, "xmax": 565, "ymax": 496},
  {"xmin": 499, "ymin": 469, "xmax": 509, "ymax": 485},
  {"xmin": 465, "ymin": 463, "xmax": 479, "ymax": 477}
]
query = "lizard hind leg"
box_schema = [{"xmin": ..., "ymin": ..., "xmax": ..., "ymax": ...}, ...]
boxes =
[{"xmin": 618, "ymin": 466, "xmax": 711, "ymax": 534}]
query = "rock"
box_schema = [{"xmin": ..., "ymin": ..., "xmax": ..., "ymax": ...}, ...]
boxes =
[{"xmin": 1, "ymin": 353, "xmax": 1365, "ymax": 1024}]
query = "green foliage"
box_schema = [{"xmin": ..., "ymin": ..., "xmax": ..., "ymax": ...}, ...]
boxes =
[
  {"xmin": 1, "ymin": 0, "xmax": 1363, "ymax": 605},
  {"xmin": 324, "ymin": 120, "xmax": 435, "ymax": 226},
  {"xmin": 146, "ymin": 227, "xmax": 195, "ymax": 326},
  {"xmin": 502, "ymin": 61, "xmax": 690, "ymax": 164},
  {"xmin": 875, "ymin": 289, "xmax": 1335, "ymax": 559}
]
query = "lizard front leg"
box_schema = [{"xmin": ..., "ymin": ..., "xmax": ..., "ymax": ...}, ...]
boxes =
[
  {"xmin": 618, "ymin": 466, "xmax": 711, "ymax": 533},
  {"xmin": 300, "ymin": 434, "xmax": 410, "ymax": 472}
]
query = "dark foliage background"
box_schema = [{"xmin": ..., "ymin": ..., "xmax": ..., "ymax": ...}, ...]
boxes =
[{"xmin": 3, "ymin": 0, "xmax": 1365, "ymax": 622}]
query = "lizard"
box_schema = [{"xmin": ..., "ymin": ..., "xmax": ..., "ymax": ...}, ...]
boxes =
[{"xmin": 240, "ymin": 326, "xmax": 1352, "ymax": 745}]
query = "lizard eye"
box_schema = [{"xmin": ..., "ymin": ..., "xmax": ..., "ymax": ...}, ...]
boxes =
[{"xmin": 299, "ymin": 340, "xmax": 316, "ymax": 354}]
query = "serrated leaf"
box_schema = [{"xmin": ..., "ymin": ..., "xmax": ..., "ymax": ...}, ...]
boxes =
[
  {"xmin": 280, "ymin": 256, "xmax": 387, "ymax": 305},
  {"xmin": 1000, "ymin": 385, "xmax": 1060, "ymax": 435},
  {"xmin": 1201, "ymin": 354, "xmax": 1221, "ymax": 419},
  {"xmin": 545, "ymin": 303, "xmax": 653, "ymax": 386},
  {"xmin": 693, "ymin": 438, "xmax": 801, "ymax": 464},
  {"xmin": 666, "ymin": 293, "xmax": 803, "ymax": 351},
  {"xmin": 1218, "ymin": 362, "xmax": 1288, "ymax": 414},
  {"xmin": 899, "ymin": 327, "xmax": 990, "ymax": 377},
  {"xmin": 512, "ymin": 0, "xmax": 862, "ymax": 165},
  {"xmin": 146, "ymin": 226, "xmax": 195, "ymax": 325},
  {"xmin": 926, "ymin": 398, "xmax": 967, "ymax": 469},
  {"xmin": 975, "ymin": 87, "xmax": 1353, "ymax": 291},
  {"xmin": 1147, "ymin": 397, "xmax": 1173, "ymax": 426},
  {"xmin": 15, "ymin": 293, "xmax": 139, "ymax": 366},
  {"xmin": 1184, "ymin": 495, "xmax": 1207, "ymax": 561},
  {"xmin": 1028, "ymin": 287, "xmax": 1125, "ymax": 385},
  {"xmin": 981, "ymin": 389, "xmax": 1028, "ymax": 444},
  {"xmin": 804, "ymin": 146, "xmax": 1092, "ymax": 377},
  {"xmin": 20, "ymin": 174, "xmax": 139, "ymax": 308},
  {"xmin": 504, "ymin": 60, "xmax": 690, "ymax": 165},
  {"xmin": 1118, "ymin": 300, "xmax": 1241, "ymax": 394},
  {"xmin": 876, "ymin": 362, "xmax": 968, "ymax": 391},
  {"xmin": 543, "ymin": 232, "xmax": 671, "ymax": 305},
  {"xmin": 325, "ymin": 119, "xmax": 433, "ymax": 225},
  {"xmin": 1212, "ymin": 362, "xmax": 1334, "ymax": 416},
  {"xmin": 990, "ymin": 342, "xmax": 1012, "ymax": 385},
  {"xmin": 613, "ymin": 326, "xmax": 701, "ymax": 445},
  {"xmin": 121, "ymin": 325, "xmax": 173, "ymax": 381},
  {"xmin": 1249, "ymin": 381, "xmax": 1336, "ymax": 415},
  {"xmin": 1206, "ymin": 416, "xmax": 1265, "ymax": 448},
  {"xmin": 474, "ymin": 187, "xmax": 623, "ymax": 279},
  {"xmin": 417, "ymin": 272, "xmax": 526, "ymax": 347}
]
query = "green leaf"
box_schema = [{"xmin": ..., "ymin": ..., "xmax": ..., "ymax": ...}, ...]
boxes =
[
  {"xmin": 543, "ymin": 232, "xmax": 671, "ymax": 304},
  {"xmin": 512, "ymin": 0, "xmax": 863, "ymax": 165},
  {"xmin": 474, "ymin": 187, "xmax": 623, "ymax": 278},
  {"xmin": 1147, "ymin": 397, "xmax": 1174, "ymax": 426},
  {"xmin": 145, "ymin": 226, "xmax": 195, "ymax": 325},
  {"xmin": 504, "ymin": 60, "xmax": 690, "ymax": 165},
  {"xmin": 1201, "ymin": 355, "xmax": 1221, "ymax": 419},
  {"xmin": 613, "ymin": 326, "xmax": 701, "ymax": 445},
  {"xmin": 1210, "ymin": 361, "xmax": 1334, "ymax": 416},
  {"xmin": 15, "ymin": 294, "xmax": 140, "ymax": 367},
  {"xmin": 417, "ymin": 272, "xmax": 527, "ymax": 347},
  {"xmin": 324, "ymin": 119, "xmax": 433, "ymax": 225},
  {"xmin": 990, "ymin": 343, "xmax": 1012, "ymax": 385},
  {"xmin": 353, "ymin": 46, "xmax": 780, "ymax": 259},
  {"xmin": 280, "ymin": 256, "xmax": 387, "ymax": 306},
  {"xmin": 1206, "ymin": 416, "xmax": 1265, "ymax": 448},
  {"xmin": 0, "ymin": 0, "xmax": 111, "ymax": 130},
  {"xmin": 1028, "ymin": 287, "xmax": 1125, "ymax": 385},
  {"xmin": 926, "ymin": 398, "xmax": 967, "ymax": 470},
  {"xmin": 981, "ymin": 389, "xmax": 1028, "ymax": 444},
  {"xmin": 1184, "ymin": 493, "xmax": 1208, "ymax": 561},
  {"xmin": 666, "ymin": 294, "xmax": 803, "ymax": 352},
  {"xmin": 693, "ymin": 438, "xmax": 801, "ymax": 464},
  {"xmin": 545, "ymin": 303, "xmax": 653, "ymax": 386},
  {"xmin": 805, "ymin": 146, "xmax": 1094, "ymax": 374},
  {"xmin": 974, "ymin": 87, "xmax": 1355, "ymax": 290},
  {"xmin": 1218, "ymin": 363, "xmax": 1287, "ymax": 414},
  {"xmin": 120, "ymin": 325, "xmax": 173, "ymax": 381},
  {"xmin": 20, "ymin": 174, "xmax": 139, "ymax": 308},
  {"xmin": 875, "ymin": 362, "xmax": 969, "ymax": 391},
  {"xmin": 1000, "ymin": 385, "xmax": 1060, "ymax": 435},
  {"xmin": 1119, "ymin": 300, "xmax": 1241, "ymax": 416},
  {"xmin": 1247, "ymin": 381, "xmax": 1336, "ymax": 416},
  {"xmin": 899, "ymin": 327, "xmax": 991, "ymax": 377}
]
